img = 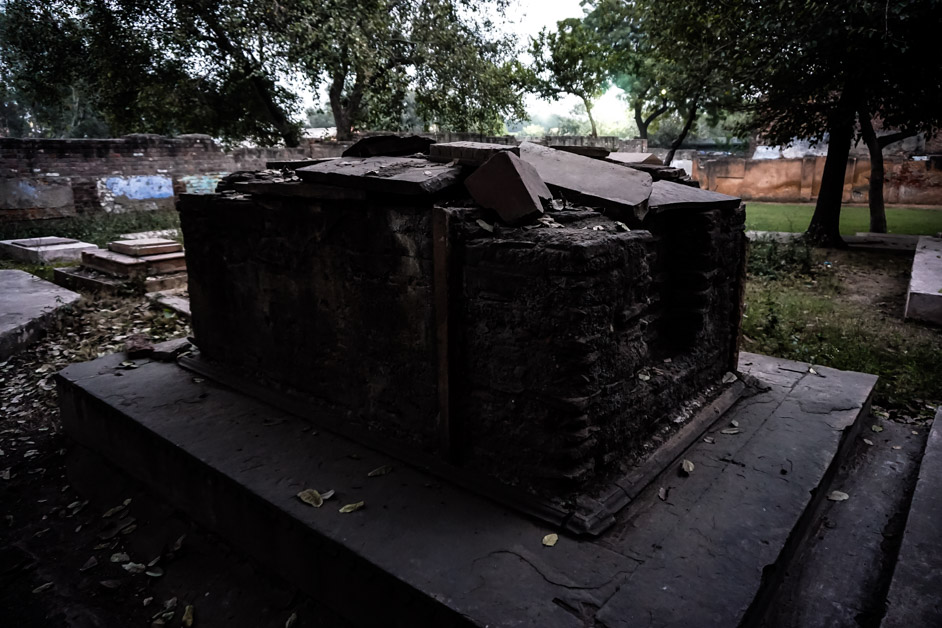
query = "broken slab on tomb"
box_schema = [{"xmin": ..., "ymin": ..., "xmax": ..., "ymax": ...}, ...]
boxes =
[
  {"xmin": 296, "ymin": 157, "xmax": 463, "ymax": 196},
  {"xmin": 428, "ymin": 141, "xmax": 519, "ymax": 166},
  {"xmin": 108, "ymin": 238, "xmax": 182, "ymax": 257},
  {"xmin": 517, "ymin": 141, "xmax": 652, "ymax": 224},
  {"xmin": 341, "ymin": 134, "xmax": 435, "ymax": 158},
  {"xmin": 647, "ymin": 179, "xmax": 742, "ymax": 213},
  {"xmin": 607, "ymin": 152, "xmax": 664, "ymax": 166},
  {"xmin": 0, "ymin": 236, "xmax": 98, "ymax": 264},
  {"xmin": 463, "ymin": 150, "xmax": 550, "ymax": 223}
]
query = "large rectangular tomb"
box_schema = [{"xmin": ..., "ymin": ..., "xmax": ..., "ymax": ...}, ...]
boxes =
[{"xmin": 178, "ymin": 143, "xmax": 746, "ymax": 533}]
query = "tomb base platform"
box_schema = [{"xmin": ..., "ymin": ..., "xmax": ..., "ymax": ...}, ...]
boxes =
[{"xmin": 57, "ymin": 351, "xmax": 877, "ymax": 627}]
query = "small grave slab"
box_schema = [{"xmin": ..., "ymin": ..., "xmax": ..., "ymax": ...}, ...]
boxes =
[
  {"xmin": 0, "ymin": 236, "xmax": 98, "ymax": 264},
  {"xmin": 109, "ymin": 238, "xmax": 182, "ymax": 257},
  {"xmin": 464, "ymin": 151, "xmax": 550, "ymax": 223},
  {"xmin": 517, "ymin": 141, "xmax": 652, "ymax": 223},
  {"xmin": 882, "ymin": 408, "xmax": 942, "ymax": 627},
  {"xmin": 341, "ymin": 134, "xmax": 435, "ymax": 158},
  {"xmin": 647, "ymin": 179, "xmax": 742, "ymax": 212},
  {"xmin": 903, "ymin": 236, "xmax": 942, "ymax": 325},
  {"xmin": 80, "ymin": 249, "xmax": 148, "ymax": 278},
  {"xmin": 0, "ymin": 269, "xmax": 80, "ymax": 360},
  {"xmin": 428, "ymin": 141, "xmax": 519, "ymax": 166},
  {"xmin": 296, "ymin": 157, "xmax": 463, "ymax": 196}
]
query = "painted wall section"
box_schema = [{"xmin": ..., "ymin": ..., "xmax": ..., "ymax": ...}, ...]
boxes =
[{"xmin": 180, "ymin": 173, "xmax": 225, "ymax": 195}]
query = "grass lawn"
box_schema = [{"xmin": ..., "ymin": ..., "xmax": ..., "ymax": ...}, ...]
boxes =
[
  {"xmin": 743, "ymin": 242, "xmax": 942, "ymax": 419},
  {"xmin": 745, "ymin": 202, "xmax": 942, "ymax": 235}
]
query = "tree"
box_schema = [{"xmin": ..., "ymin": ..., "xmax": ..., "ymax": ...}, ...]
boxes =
[
  {"xmin": 276, "ymin": 0, "xmax": 527, "ymax": 140},
  {"xmin": 528, "ymin": 18, "xmax": 608, "ymax": 138},
  {"xmin": 0, "ymin": 0, "xmax": 303, "ymax": 145}
]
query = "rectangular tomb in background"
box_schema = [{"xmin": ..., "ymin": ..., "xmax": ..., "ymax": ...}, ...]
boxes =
[{"xmin": 177, "ymin": 147, "xmax": 746, "ymax": 533}]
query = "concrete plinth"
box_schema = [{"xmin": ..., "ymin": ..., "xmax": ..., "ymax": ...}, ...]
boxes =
[
  {"xmin": 904, "ymin": 236, "xmax": 942, "ymax": 325},
  {"xmin": 0, "ymin": 236, "xmax": 98, "ymax": 264},
  {"xmin": 56, "ymin": 351, "xmax": 877, "ymax": 627},
  {"xmin": 0, "ymin": 269, "xmax": 80, "ymax": 360}
]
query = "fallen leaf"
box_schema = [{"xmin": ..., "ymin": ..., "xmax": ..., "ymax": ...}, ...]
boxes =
[
  {"xmin": 722, "ymin": 372, "xmax": 737, "ymax": 384},
  {"xmin": 320, "ymin": 489, "xmax": 335, "ymax": 501},
  {"xmin": 912, "ymin": 430, "xmax": 919, "ymax": 435},
  {"xmin": 809, "ymin": 367, "xmax": 817, "ymax": 375},
  {"xmin": 720, "ymin": 428, "xmax": 741, "ymax": 435},
  {"xmin": 367, "ymin": 465, "xmax": 393, "ymax": 477},
  {"xmin": 680, "ymin": 459, "xmax": 695, "ymax": 475},
  {"xmin": 147, "ymin": 556, "xmax": 160, "ymax": 567},
  {"xmin": 637, "ymin": 371, "xmax": 651, "ymax": 382},
  {"xmin": 827, "ymin": 490, "xmax": 850, "ymax": 502},
  {"xmin": 123, "ymin": 562, "xmax": 145, "ymax": 574},
  {"xmin": 703, "ymin": 436, "xmax": 716, "ymax": 444},
  {"xmin": 170, "ymin": 534, "xmax": 185, "ymax": 552},
  {"xmin": 182, "ymin": 605, "xmax": 195, "ymax": 627},
  {"xmin": 892, "ymin": 445, "xmax": 902, "ymax": 450},
  {"xmin": 285, "ymin": 612, "xmax": 298, "ymax": 628},
  {"xmin": 79, "ymin": 556, "xmax": 98, "ymax": 572},
  {"xmin": 143, "ymin": 597, "xmax": 154, "ymax": 607},
  {"xmin": 110, "ymin": 552, "xmax": 130, "ymax": 563},
  {"xmin": 863, "ymin": 438, "xmax": 874, "ymax": 446},
  {"xmin": 99, "ymin": 579, "xmax": 121, "ymax": 589},
  {"xmin": 871, "ymin": 425, "xmax": 884, "ymax": 433},
  {"xmin": 296, "ymin": 488, "xmax": 324, "ymax": 508},
  {"xmin": 730, "ymin": 420, "xmax": 740, "ymax": 428},
  {"xmin": 475, "ymin": 219, "xmax": 494, "ymax": 233},
  {"xmin": 339, "ymin": 501, "xmax": 364, "ymax": 513},
  {"xmin": 542, "ymin": 533, "xmax": 558, "ymax": 547},
  {"xmin": 32, "ymin": 582, "xmax": 53, "ymax": 594},
  {"xmin": 164, "ymin": 597, "xmax": 178, "ymax": 611},
  {"xmin": 658, "ymin": 487, "xmax": 668, "ymax": 501},
  {"xmin": 145, "ymin": 567, "xmax": 164, "ymax": 578}
]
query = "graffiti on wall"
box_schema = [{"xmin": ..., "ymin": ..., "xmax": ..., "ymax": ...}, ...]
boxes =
[
  {"xmin": 96, "ymin": 175, "xmax": 174, "ymax": 213},
  {"xmin": 180, "ymin": 173, "xmax": 225, "ymax": 195}
]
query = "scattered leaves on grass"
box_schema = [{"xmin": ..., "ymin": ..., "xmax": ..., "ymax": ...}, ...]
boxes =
[
  {"xmin": 296, "ymin": 489, "xmax": 324, "ymax": 508},
  {"xmin": 680, "ymin": 459, "xmax": 695, "ymax": 476},
  {"xmin": 367, "ymin": 465, "xmax": 393, "ymax": 477},
  {"xmin": 542, "ymin": 533, "xmax": 558, "ymax": 547},
  {"xmin": 339, "ymin": 501, "xmax": 364, "ymax": 514},
  {"xmin": 827, "ymin": 490, "xmax": 850, "ymax": 502}
]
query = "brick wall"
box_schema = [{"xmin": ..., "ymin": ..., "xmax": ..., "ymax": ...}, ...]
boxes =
[
  {"xmin": 692, "ymin": 155, "xmax": 942, "ymax": 205},
  {"xmin": 0, "ymin": 134, "xmax": 346, "ymax": 223}
]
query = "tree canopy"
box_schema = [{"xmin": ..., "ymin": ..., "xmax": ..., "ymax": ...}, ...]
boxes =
[{"xmin": 0, "ymin": 0, "xmax": 528, "ymax": 143}]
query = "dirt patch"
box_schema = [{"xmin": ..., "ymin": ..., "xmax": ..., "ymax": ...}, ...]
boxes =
[{"xmin": 820, "ymin": 248, "xmax": 912, "ymax": 314}]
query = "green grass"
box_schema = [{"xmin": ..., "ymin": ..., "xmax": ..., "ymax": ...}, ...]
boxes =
[
  {"xmin": 743, "ymin": 242, "xmax": 942, "ymax": 416},
  {"xmin": 745, "ymin": 202, "xmax": 942, "ymax": 235},
  {"xmin": 0, "ymin": 210, "xmax": 181, "ymax": 248}
]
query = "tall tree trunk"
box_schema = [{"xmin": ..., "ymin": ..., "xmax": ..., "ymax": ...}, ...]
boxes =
[
  {"xmin": 859, "ymin": 112, "xmax": 887, "ymax": 233},
  {"xmin": 583, "ymin": 96, "xmax": 598, "ymax": 138},
  {"xmin": 634, "ymin": 98, "xmax": 670, "ymax": 141},
  {"xmin": 328, "ymin": 69, "xmax": 365, "ymax": 141},
  {"xmin": 664, "ymin": 96, "xmax": 699, "ymax": 166},
  {"xmin": 806, "ymin": 99, "xmax": 855, "ymax": 247}
]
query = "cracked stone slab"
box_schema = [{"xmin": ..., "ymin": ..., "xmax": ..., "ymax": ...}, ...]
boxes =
[
  {"xmin": 517, "ymin": 141, "xmax": 652, "ymax": 224},
  {"xmin": 647, "ymin": 179, "xmax": 742, "ymax": 213},
  {"xmin": 296, "ymin": 157, "xmax": 463, "ymax": 196},
  {"xmin": 57, "ymin": 350, "xmax": 876, "ymax": 627},
  {"xmin": 882, "ymin": 407, "xmax": 942, "ymax": 628},
  {"xmin": 1, "ymin": 269, "xmax": 80, "ymax": 360},
  {"xmin": 903, "ymin": 236, "xmax": 942, "ymax": 325}
]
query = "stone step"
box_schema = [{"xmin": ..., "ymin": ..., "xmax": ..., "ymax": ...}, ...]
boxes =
[
  {"xmin": 81, "ymin": 249, "xmax": 186, "ymax": 278},
  {"xmin": 760, "ymin": 420, "xmax": 925, "ymax": 627},
  {"xmin": 904, "ymin": 236, "xmax": 942, "ymax": 325},
  {"xmin": 108, "ymin": 237, "xmax": 182, "ymax": 257},
  {"xmin": 881, "ymin": 408, "xmax": 942, "ymax": 627},
  {"xmin": 56, "ymin": 352, "xmax": 876, "ymax": 627}
]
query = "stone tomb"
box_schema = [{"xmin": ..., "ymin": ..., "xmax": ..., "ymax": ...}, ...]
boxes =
[
  {"xmin": 177, "ymin": 143, "xmax": 746, "ymax": 534},
  {"xmin": 0, "ymin": 235, "xmax": 98, "ymax": 263},
  {"xmin": 54, "ymin": 237, "xmax": 187, "ymax": 295}
]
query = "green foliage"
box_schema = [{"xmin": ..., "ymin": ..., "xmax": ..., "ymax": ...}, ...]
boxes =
[
  {"xmin": 277, "ymin": 0, "xmax": 527, "ymax": 139},
  {"xmin": 0, "ymin": 0, "xmax": 303, "ymax": 145},
  {"xmin": 743, "ymin": 251, "xmax": 942, "ymax": 411},
  {"xmin": 0, "ymin": 210, "xmax": 181, "ymax": 248},
  {"xmin": 528, "ymin": 18, "xmax": 609, "ymax": 137},
  {"xmin": 747, "ymin": 238, "xmax": 816, "ymax": 279}
]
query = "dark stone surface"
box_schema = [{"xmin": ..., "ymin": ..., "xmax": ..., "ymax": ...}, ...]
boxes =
[
  {"xmin": 0, "ymin": 269, "xmax": 80, "ymax": 360},
  {"xmin": 463, "ymin": 151, "xmax": 550, "ymax": 223},
  {"xmin": 428, "ymin": 141, "xmax": 519, "ymax": 166},
  {"xmin": 56, "ymin": 351, "xmax": 877, "ymax": 627},
  {"xmin": 517, "ymin": 141, "xmax": 653, "ymax": 224},
  {"xmin": 647, "ymin": 180, "xmax": 741, "ymax": 212},
  {"xmin": 341, "ymin": 134, "xmax": 435, "ymax": 158},
  {"xmin": 296, "ymin": 157, "xmax": 463, "ymax": 196},
  {"xmin": 882, "ymin": 408, "xmax": 942, "ymax": 628},
  {"xmin": 549, "ymin": 145, "xmax": 611, "ymax": 159},
  {"xmin": 764, "ymin": 420, "xmax": 924, "ymax": 628}
]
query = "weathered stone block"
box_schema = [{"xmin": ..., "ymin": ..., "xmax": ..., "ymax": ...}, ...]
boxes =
[{"xmin": 464, "ymin": 151, "xmax": 550, "ymax": 223}]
